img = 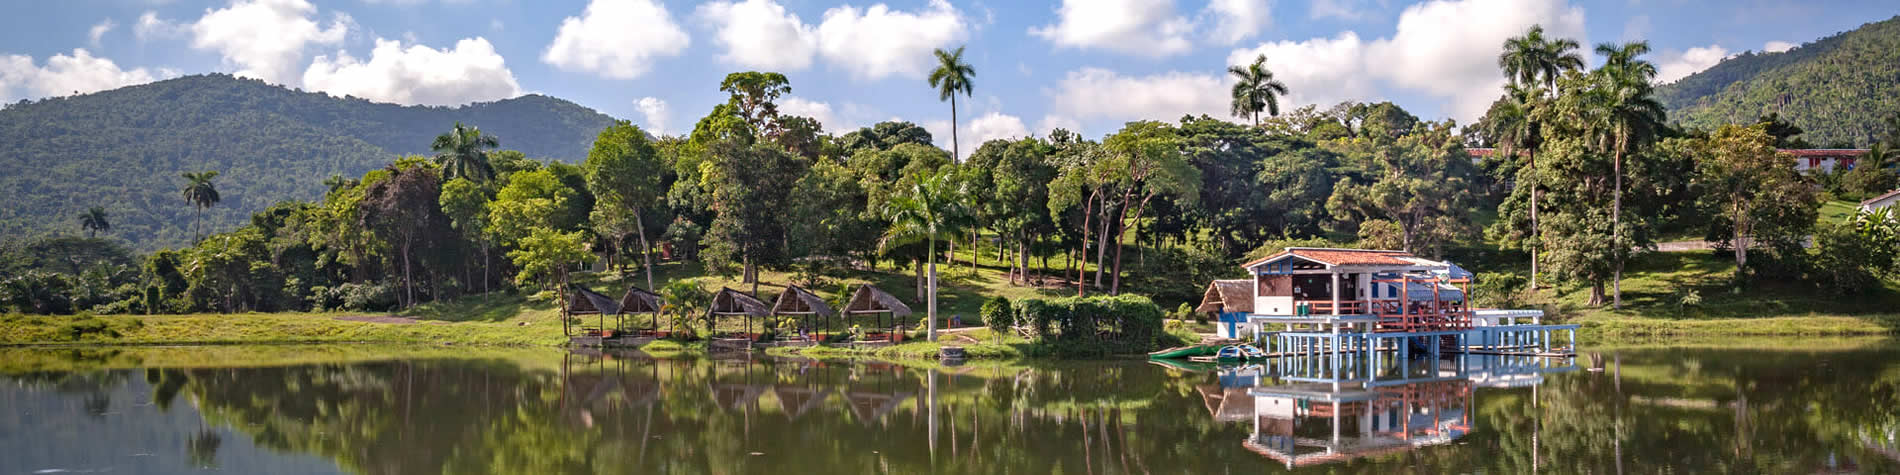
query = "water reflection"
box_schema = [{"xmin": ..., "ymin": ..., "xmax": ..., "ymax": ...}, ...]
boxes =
[{"xmin": 3, "ymin": 344, "xmax": 1900, "ymax": 473}]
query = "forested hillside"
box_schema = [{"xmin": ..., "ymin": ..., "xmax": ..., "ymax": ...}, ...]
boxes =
[
  {"xmin": 1659, "ymin": 15, "xmax": 1900, "ymax": 147},
  {"xmin": 0, "ymin": 74, "xmax": 617, "ymax": 249}
]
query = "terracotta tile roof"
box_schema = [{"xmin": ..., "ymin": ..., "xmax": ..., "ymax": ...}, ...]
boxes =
[
  {"xmin": 1243, "ymin": 248, "xmax": 1416, "ymax": 268},
  {"xmin": 1196, "ymin": 279, "xmax": 1254, "ymax": 313},
  {"xmin": 1863, "ymin": 189, "xmax": 1900, "ymax": 207}
]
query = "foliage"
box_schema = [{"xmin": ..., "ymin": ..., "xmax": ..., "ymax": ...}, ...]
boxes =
[
  {"xmin": 1011, "ymin": 295, "xmax": 1165, "ymax": 356},
  {"xmin": 1227, "ymin": 54, "xmax": 1290, "ymax": 125},
  {"xmin": 506, "ymin": 229, "xmax": 589, "ymax": 290},
  {"xmin": 1688, "ymin": 124, "xmax": 1821, "ymax": 279},
  {"xmin": 1660, "ymin": 16, "xmax": 1900, "ymax": 147},
  {"xmin": 980, "ymin": 296, "xmax": 1011, "ymax": 332}
]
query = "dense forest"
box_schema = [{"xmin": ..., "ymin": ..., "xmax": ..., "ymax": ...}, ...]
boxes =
[
  {"xmin": 1659, "ymin": 15, "xmax": 1900, "ymax": 147},
  {"xmin": 0, "ymin": 74, "xmax": 617, "ymax": 249}
]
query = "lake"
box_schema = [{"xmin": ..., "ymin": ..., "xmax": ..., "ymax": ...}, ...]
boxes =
[{"xmin": 2, "ymin": 341, "xmax": 1895, "ymax": 474}]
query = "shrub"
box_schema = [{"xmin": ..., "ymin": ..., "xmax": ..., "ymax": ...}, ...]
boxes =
[
  {"xmin": 980, "ymin": 297, "xmax": 1012, "ymax": 334},
  {"xmin": 1471, "ymin": 272, "xmax": 1527, "ymax": 308},
  {"xmin": 325, "ymin": 282, "xmax": 399, "ymax": 312},
  {"xmin": 1014, "ymin": 294, "xmax": 1165, "ymax": 356}
]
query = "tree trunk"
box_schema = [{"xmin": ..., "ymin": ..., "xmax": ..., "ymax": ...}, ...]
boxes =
[
  {"xmin": 1016, "ymin": 235, "xmax": 1028, "ymax": 287},
  {"xmin": 927, "ymin": 238, "xmax": 938, "ymax": 342},
  {"xmin": 635, "ymin": 211, "xmax": 655, "ymax": 291},
  {"xmin": 1611, "ymin": 134, "xmax": 1625, "ymax": 309},
  {"xmin": 1589, "ymin": 281, "xmax": 1605, "ymax": 307},
  {"xmin": 950, "ymin": 97, "xmax": 959, "ymax": 163},
  {"xmin": 1530, "ymin": 150, "xmax": 1539, "ymax": 292},
  {"xmin": 402, "ymin": 241, "xmax": 414, "ymax": 308},
  {"xmin": 1110, "ymin": 191, "xmax": 1149, "ymax": 296},
  {"xmin": 915, "ymin": 258, "xmax": 925, "ymax": 301},
  {"xmin": 1077, "ymin": 189, "xmax": 1097, "ymax": 296},
  {"xmin": 1094, "ymin": 192, "xmax": 1111, "ymax": 288}
]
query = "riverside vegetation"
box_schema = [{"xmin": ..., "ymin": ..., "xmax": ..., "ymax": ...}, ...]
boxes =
[{"xmin": 5, "ymin": 27, "xmax": 1900, "ymax": 355}]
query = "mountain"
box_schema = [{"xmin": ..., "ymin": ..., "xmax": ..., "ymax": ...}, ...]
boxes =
[
  {"xmin": 0, "ymin": 74, "xmax": 618, "ymax": 250},
  {"xmin": 1658, "ymin": 15, "xmax": 1900, "ymax": 147}
]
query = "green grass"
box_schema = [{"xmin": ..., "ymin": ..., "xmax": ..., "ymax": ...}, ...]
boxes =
[
  {"xmin": 1, "ymin": 291, "xmax": 570, "ymax": 346},
  {"xmin": 1538, "ymin": 250, "xmax": 1900, "ymax": 337},
  {"xmin": 1820, "ymin": 199, "xmax": 1862, "ymax": 225}
]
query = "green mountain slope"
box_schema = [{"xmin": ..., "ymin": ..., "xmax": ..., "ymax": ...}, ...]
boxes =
[
  {"xmin": 1659, "ymin": 15, "xmax": 1900, "ymax": 147},
  {"xmin": 0, "ymin": 74, "xmax": 617, "ymax": 250}
]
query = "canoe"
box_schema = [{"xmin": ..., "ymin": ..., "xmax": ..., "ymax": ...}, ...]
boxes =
[
  {"xmin": 1215, "ymin": 344, "xmax": 1269, "ymax": 361},
  {"xmin": 1148, "ymin": 345, "xmax": 1220, "ymax": 360}
]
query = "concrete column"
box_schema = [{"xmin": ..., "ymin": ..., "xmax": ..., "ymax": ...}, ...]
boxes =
[{"xmin": 1331, "ymin": 272, "xmax": 1342, "ymax": 316}]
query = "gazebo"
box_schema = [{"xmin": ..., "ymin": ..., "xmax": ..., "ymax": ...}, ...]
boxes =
[
  {"xmin": 770, "ymin": 285, "xmax": 835, "ymax": 342},
  {"xmin": 1196, "ymin": 279, "xmax": 1255, "ymax": 339},
  {"xmin": 563, "ymin": 287, "xmax": 624, "ymax": 337},
  {"xmin": 706, "ymin": 287, "xmax": 771, "ymax": 340},
  {"xmin": 617, "ymin": 286, "xmax": 666, "ymax": 337},
  {"xmin": 841, "ymin": 285, "xmax": 913, "ymax": 343}
]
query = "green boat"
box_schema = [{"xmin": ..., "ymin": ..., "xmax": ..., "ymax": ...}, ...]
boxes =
[{"xmin": 1148, "ymin": 345, "xmax": 1220, "ymax": 360}]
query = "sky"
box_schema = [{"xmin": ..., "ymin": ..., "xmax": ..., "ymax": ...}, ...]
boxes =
[{"xmin": 1, "ymin": 0, "xmax": 1895, "ymax": 156}]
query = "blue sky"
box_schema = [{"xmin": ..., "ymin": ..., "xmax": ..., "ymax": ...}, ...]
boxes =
[{"xmin": 1, "ymin": 0, "xmax": 1896, "ymax": 155}]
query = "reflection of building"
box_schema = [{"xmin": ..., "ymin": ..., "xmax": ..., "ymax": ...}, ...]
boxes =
[{"xmin": 1214, "ymin": 353, "xmax": 1576, "ymax": 468}]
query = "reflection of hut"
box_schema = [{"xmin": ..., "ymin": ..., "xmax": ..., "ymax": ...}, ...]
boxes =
[
  {"xmin": 844, "ymin": 390, "xmax": 915, "ymax": 427},
  {"xmin": 709, "ymin": 383, "xmax": 769, "ymax": 411},
  {"xmin": 1196, "ymin": 279, "xmax": 1255, "ymax": 339},
  {"xmin": 618, "ymin": 286, "xmax": 666, "ymax": 336},
  {"xmin": 565, "ymin": 287, "xmax": 624, "ymax": 337},
  {"xmin": 770, "ymin": 285, "xmax": 835, "ymax": 342},
  {"xmin": 773, "ymin": 385, "xmax": 833, "ymax": 420},
  {"xmin": 706, "ymin": 288, "xmax": 771, "ymax": 340},
  {"xmin": 841, "ymin": 285, "xmax": 913, "ymax": 343}
]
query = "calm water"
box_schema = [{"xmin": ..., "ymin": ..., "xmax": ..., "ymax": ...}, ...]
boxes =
[{"xmin": 2, "ymin": 342, "xmax": 1897, "ymax": 474}]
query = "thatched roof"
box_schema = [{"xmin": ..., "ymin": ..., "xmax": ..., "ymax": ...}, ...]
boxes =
[
  {"xmin": 770, "ymin": 285, "xmax": 834, "ymax": 317},
  {"xmin": 707, "ymin": 288, "xmax": 770, "ymax": 317},
  {"xmin": 1195, "ymin": 279, "xmax": 1253, "ymax": 314},
  {"xmin": 619, "ymin": 286, "xmax": 664, "ymax": 314},
  {"xmin": 842, "ymin": 285, "xmax": 912, "ymax": 317},
  {"xmin": 567, "ymin": 287, "xmax": 623, "ymax": 315}
]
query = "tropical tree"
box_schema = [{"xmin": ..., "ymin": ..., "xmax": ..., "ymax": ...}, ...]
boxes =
[
  {"xmin": 882, "ymin": 168, "xmax": 970, "ymax": 341},
  {"xmin": 1689, "ymin": 124, "xmax": 1819, "ymax": 281},
  {"xmin": 1228, "ymin": 54, "xmax": 1290, "ymax": 126},
  {"xmin": 1478, "ymin": 85, "xmax": 1543, "ymax": 289},
  {"xmin": 1592, "ymin": 41, "xmax": 1666, "ymax": 308},
  {"xmin": 359, "ymin": 162, "xmax": 451, "ymax": 308},
  {"xmin": 583, "ymin": 121, "xmax": 666, "ymax": 290},
  {"xmin": 1495, "ymin": 24, "xmax": 1582, "ymax": 290},
  {"xmin": 79, "ymin": 207, "xmax": 110, "ymax": 238},
  {"xmin": 1100, "ymin": 121, "xmax": 1201, "ymax": 294},
  {"xmin": 431, "ymin": 122, "xmax": 500, "ymax": 182},
  {"xmin": 928, "ymin": 46, "xmax": 975, "ymax": 161},
  {"xmin": 180, "ymin": 171, "xmax": 221, "ymax": 241}
]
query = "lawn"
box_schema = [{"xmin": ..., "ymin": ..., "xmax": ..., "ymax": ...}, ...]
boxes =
[{"xmin": 1539, "ymin": 250, "xmax": 1900, "ymax": 337}]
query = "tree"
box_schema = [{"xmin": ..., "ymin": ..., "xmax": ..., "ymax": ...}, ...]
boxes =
[
  {"xmin": 431, "ymin": 122, "xmax": 500, "ymax": 182},
  {"xmin": 1478, "ymin": 85, "xmax": 1544, "ymax": 289},
  {"xmin": 1690, "ymin": 124, "xmax": 1819, "ymax": 281},
  {"xmin": 882, "ymin": 168, "xmax": 970, "ymax": 342},
  {"xmin": 1327, "ymin": 121, "xmax": 1477, "ymax": 256},
  {"xmin": 359, "ymin": 162, "xmax": 450, "ymax": 308},
  {"xmin": 583, "ymin": 121, "xmax": 666, "ymax": 290},
  {"xmin": 928, "ymin": 46, "xmax": 975, "ymax": 161},
  {"xmin": 719, "ymin": 72, "xmax": 792, "ymax": 137},
  {"xmin": 1048, "ymin": 140, "xmax": 1117, "ymax": 296},
  {"xmin": 1592, "ymin": 41, "xmax": 1666, "ymax": 308},
  {"xmin": 1227, "ymin": 54, "xmax": 1290, "ymax": 126},
  {"xmin": 508, "ymin": 228, "xmax": 589, "ymax": 292},
  {"xmin": 699, "ymin": 138, "xmax": 803, "ymax": 288},
  {"xmin": 487, "ymin": 169, "xmax": 576, "ymax": 247},
  {"xmin": 1101, "ymin": 121, "xmax": 1201, "ymax": 294},
  {"xmin": 788, "ymin": 159, "xmax": 877, "ymax": 284},
  {"xmin": 1499, "ymin": 25, "xmax": 1584, "ymax": 92},
  {"xmin": 180, "ymin": 171, "xmax": 221, "ymax": 242},
  {"xmin": 439, "ymin": 178, "xmax": 493, "ymax": 293},
  {"xmin": 79, "ymin": 207, "xmax": 110, "ymax": 238}
]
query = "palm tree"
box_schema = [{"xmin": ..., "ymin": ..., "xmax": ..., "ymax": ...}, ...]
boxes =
[
  {"xmin": 1480, "ymin": 84, "xmax": 1542, "ymax": 290},
  {"xmin": 79, "ymin": 206, "xmax": 110, "ymax": 238},
  {"xmin": 1594, "ymin": 41, "xmax": 1665, "ymax": 309},
  {"xmin": 928, "ymin": 46, "xmax": 975, "ymax": 162},
  {"xmin": 431, "ymin": 122, "xmax": 499, "ymax": 182},
  {"xmin": 180, "ymin": 171, "xmax": 221, "ymax": 241},
  {"xmin": 1228, "ymin": 54, "xmax": 1289, "ymax": 126},
  {"xmin": 1497, "ymin": 25, "xmax": 1584, "ymax": 292},
  {"xmin": 882, "ymin": 169, "xmax": 970, "ymax": 342}
]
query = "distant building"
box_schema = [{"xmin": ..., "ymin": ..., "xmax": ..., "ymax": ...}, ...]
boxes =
[
  {"xmin": 1862, "ymin": 189, "xmax": 1900, "ymax": 213},
  {"xmin": 1467, "ymin": 147, "xmax": 1869, "ymax": 173}
]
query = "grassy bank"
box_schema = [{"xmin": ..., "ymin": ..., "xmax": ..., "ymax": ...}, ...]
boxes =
[
  {"xmin": 0, "ymin": 300, "xmax": 569, "ymax": 347},
  {"xmin": 1544, "ymin": 250, "xmax": 1900, "ymax": 338}
]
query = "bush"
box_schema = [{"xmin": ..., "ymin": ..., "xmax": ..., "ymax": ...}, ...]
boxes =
[
  {"xmin": 1471, "ymin": 272, "xmax": 1527, "ymax": 308},
  {"xmin": 1013, "ymin": 294, "xmax": 1165, "ymax": 356},
  {"xmin": 324, "ymin": 282, "xmax": 399, "ymax": 312},
  {"xmin": 980, "ymin": 297, "xmax": 1012, "ymax": 334},
  {"xmin": 1809, "ymin": 223, "xmax": 1887, "ymax": 296}
]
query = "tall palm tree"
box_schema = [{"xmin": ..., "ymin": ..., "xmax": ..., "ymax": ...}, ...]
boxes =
[
  {"xmin": 1480, "ymin": 84, "xmax": 1543, "ymax": 289},
  {"xmin": 180, "ymin": 171, "xmax": 221, "ymax": 241},
  {"xmin": 1594, "ymin": 41, "xmax": 1665, "ymax": 309},
  {"xmin": 1497, "ymin": 25, "xmax": 1584, "ymax": 293},
  {"xmin": 431, "ymin": 122, "xmax": 499, "ymax": 182},
  {"xmin": 79, "ymin": 206, "xmax": 110, "ymax": 238},
  {"xmin": 928, "ymin": 46, "xmax": 975, "ymax": 162},
  {"xmin": 1228, "ymin": 54, "xmax": 1290, "ymax": 126},
  {"xmin": 882, "ymin": 169, "xmax": 970, "ymax": 342}
]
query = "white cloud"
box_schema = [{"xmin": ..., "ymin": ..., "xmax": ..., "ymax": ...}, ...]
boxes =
[
  {"xmin": 1763, "ymin": 40, "xmax": 1795, "ymax": 53},
  {"xmin": 302, "ymin": 37, "xmax": 521, "ymax": 106},
  {"xmin": 0, "ymin": 49, "xmax": 158, "ymax": 103},
  {"xmin": 697, "ymin": 0, "xmax": 817, "ymax": 71},
  {"xmin": 816, "ymin": 0, "xmax": 967, "ymax": 80},
  {"xmin": 922, "ymin": 119, "xmax": 953, "ymax": 150},
  {"xmin": 1046, "ymin": 67, "xmax": 1228, "ymax": 125},
  {"xmin": 1031, "ymin": 0, "xmax": 1194, "ymax": 57},
  {"xmin": 1229, "ymin": 0, "xmax": 1586, "ymax": 123},
  {"xmin": 779, "ymin": 96, "xmax": 839, "ymax": 130},
  {"xmin": 967, "ymin": 112, "xmax": 1031, "ymax": 144},
  {"xmin": 542, "ymin": 0, "xmax": 690, "ymax": 79},
  {"xmin": 1036, "ymin": 115, "xmax": 1083, "ymax": 137},
  {"xmin": 1619, "ymin": 15, "xmax": 1650, "ymax": 42},
  {"xmin": 135, "ymin": 11, "xmax": 182, "ymax": 41},
  {"xmin": 489, "ymin": 19, "xmax": 504, "ymax": 31},
  {"xmin": 1309, "ymin": 0, "xmax": 1367, "ymax": 20},
  {"xmin": 188, "ymin": 0, "xmax": 350, "ymax": 86},
  {"xmin": 1655, "ymin": 45, "xmax": 1731, "ymax": 84},
  {"xmin": 635, "ymin": 97, "xmax": 670, "ymax": 135},
  {"xmin": 89, "ymin": 19, "xmax": 117, "ymax": 48},
  {"xmin": 1204, "ymin": 0, "xmax": 1272, "ymax": 45}
]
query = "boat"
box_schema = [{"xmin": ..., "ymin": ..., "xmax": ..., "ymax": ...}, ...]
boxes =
[
  {"xmin": 1149, "ymin": 345, "xmax": 1221, "ymax": 360},
  {"xmin": 1215, "ymin": 344, "xmax": 1269, "ymax": 361}
]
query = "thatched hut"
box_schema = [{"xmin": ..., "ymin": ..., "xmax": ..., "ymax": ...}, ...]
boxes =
[
  {"xmin": 770, "ymin": 285, "xmax": 835, "ymax": 339},
  {"xmin": 618, "ymin": 286, "xmax": 666, "ymax": 335},
  {"xmin": 564, "ymin": 287, "xmax": 624, "ymax": 337},
  {"xmin": 842, "ymin": 285, "xmax": 913, "ymax": 342},
  {"xmin": 1196, "ymin": 279, "xmax": 1254, "ymax": 339},
  {"xmin": 706, "ymin": 287, "xmax": 771, "ymax": 339}
]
